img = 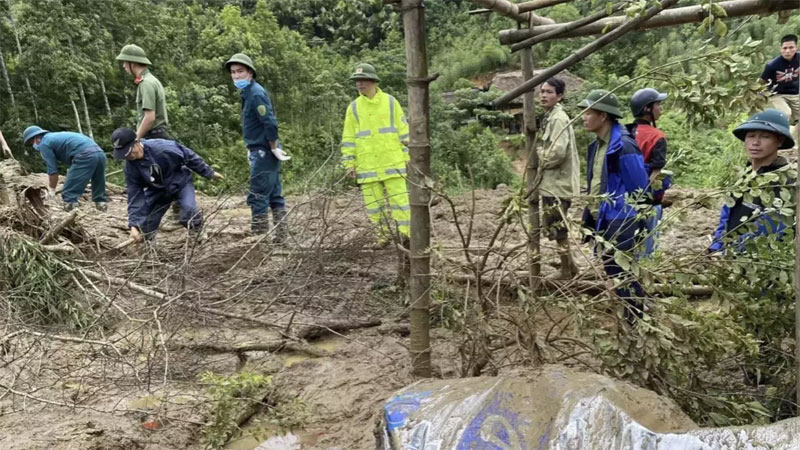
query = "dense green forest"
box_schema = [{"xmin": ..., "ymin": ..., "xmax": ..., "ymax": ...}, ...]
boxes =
[{"xmin": 0, "ymin": 0, "xmax": 796, "ymax": 193}]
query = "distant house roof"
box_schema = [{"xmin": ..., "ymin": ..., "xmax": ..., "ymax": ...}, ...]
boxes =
[{"xmin": 486, "ymin": 69, "xmax": 586, "ymax": 106}]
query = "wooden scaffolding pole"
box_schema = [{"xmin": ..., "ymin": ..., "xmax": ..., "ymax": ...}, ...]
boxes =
[
  {"xmin": 521, "ymin": 46, "xmax": 540, "ymax": 286},
  {"xmin": 501, "ymin": 0, "xmax": 798, "ymax": 44},
  {"xmin": 401, "ymin": 0, "xmax": 434, "ymax": 378},
  {"xmin": 493, "ymin": 0, "xmax": 679, "ymax": 107},
  {"xmin": 511, "ymin": 2, "xmax": 625, "ymax": 52},
  {"xmin": 469, "ymin": 0, "xmax": 555, "ymax": 25},
  {"xmin": 517, "ymin": 0, "xmax": 573, "ymax": 13}
]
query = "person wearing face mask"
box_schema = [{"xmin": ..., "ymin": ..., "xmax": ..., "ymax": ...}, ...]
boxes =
[
  {"xmin": 225, "ymin": 53, "xmax": 289, "ymax": 241},
  {"xmin": 111, "ymin": 127, "xmax": 224, "ymax": 243},
  {"xmin": 761, "ymin": 35, "xmax": 800, "ymax": 147},
  {"xmin": 537, "ymin": 77, "xmax": 580, "ymax": 279},
  {"xmin": 627, "ymin": 88, "xmax": 672, "ymax": 257},
  {"xmin": 579, "ymin": 90, "xmax": 650, "ymax": 322},
  {"xmin": 22, "ymin": 126, "xmax": 107, "ymax": 211},
  {"xmin": 709, "ymin": 109, "xmax": 795, "ymax": 254}
]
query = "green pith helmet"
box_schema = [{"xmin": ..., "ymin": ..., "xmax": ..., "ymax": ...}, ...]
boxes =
[
  {"xmin": 224, "ymin": 53, "xmax": 257, "ymax": 78},
  {"xmin": 22, "ymin": 125, "xmax": 48, "ymax": 144},
  {"xmin": 733, "ymin": 108, "xmax": 795, "ymax": 149},
  {"xmin": 578, "ymin": 89, "xmax": 623, "ymax": 118},
  {"xmin": 349, "ymin": 63, "xmax": 380, "ymax": 82},
  {"xmin": 115, "ymin": 44, "xmax": 152, "ymax": 65}
]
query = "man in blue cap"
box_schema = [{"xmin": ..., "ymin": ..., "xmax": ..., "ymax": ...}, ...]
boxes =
[
  {"xmin": 22, "ymin": 126, "xmax": 107, "ymax": 211},
  {"xmin": 111, "ymin": 127, "xmax": 224, "ymax": 242},
  {"xmin": 709, "ymin": 109, "xmax": 795, "ymax": 253}
]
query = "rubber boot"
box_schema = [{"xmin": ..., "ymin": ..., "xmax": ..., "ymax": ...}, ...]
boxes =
[
  {"xmin": 272, "ymin": 208, "xmax": 288, "ymax": 244},
  {"xmin": 557, "ymin": 239, "xmax": 579, "ymax": 279},
  {"xmin": 252, "ymin": 213, "xmax": 269, "ymax": 235}
]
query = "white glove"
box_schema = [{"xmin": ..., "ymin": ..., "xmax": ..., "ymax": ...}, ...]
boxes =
[{"xmin": 271, "ymin": 147, "xmax": 291, "ymax": 161}]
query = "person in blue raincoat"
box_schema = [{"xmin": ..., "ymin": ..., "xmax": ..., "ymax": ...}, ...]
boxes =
[
  {"xmin": 579, "ymin": 90, "xmax": 650, "ymax": 322},
  {"xmin": 709, "ymin": 109, "xmax": 795, "ymax": 254},
  {"xmin": 111, "ymin": 127, "xmax": 224, "ymax": 242},
  {"xmin": 23, "ymin": 126, "xmax": 107, "ymax": 211}
]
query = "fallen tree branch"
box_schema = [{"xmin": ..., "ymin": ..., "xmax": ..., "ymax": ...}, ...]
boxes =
[{"xmin": 40, "ymin": 209, "xmax": 78, "ymax": 244}]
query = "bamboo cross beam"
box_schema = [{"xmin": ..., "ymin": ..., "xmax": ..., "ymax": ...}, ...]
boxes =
[
  {"xmin": 517, "ymin": 0, "xmax": 574, "ymax": 13},
  {"xmin": 501, "ymin": 0, "xmax": 799, "ymax": 44},
  {"xmin": 493, "ymin": 0, "xmax": 679, "ymax": 107},
  {"xmin": 511, "ymin": 2, "xmax": 626, "ymax": 52},
  {"xmin": 469, "ymin": 0, "xmax": 555, "ymax": 25}
]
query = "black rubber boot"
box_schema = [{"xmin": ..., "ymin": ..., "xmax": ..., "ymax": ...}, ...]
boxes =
[{"xmin": 252, "ymin": 213, "xmax": 269, "ymax": 235}]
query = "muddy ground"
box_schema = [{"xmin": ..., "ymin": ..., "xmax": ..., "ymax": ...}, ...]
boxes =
[{"xmin": 0, "ymin": 170, "xmax": 722, "ymax": 449}]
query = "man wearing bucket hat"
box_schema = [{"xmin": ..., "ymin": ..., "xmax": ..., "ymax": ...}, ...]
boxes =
[
  {"xmin": 340, "ymin": 63, "xmax": 411, "ymax": 248},
  {"xmin": 110, "ymin": 127, "xmax": 224, "ymax": 243},
  {"xmin": 115, "ymin": 44, "xmax": 170, "ymax": 141},
  {"xmin": 225, "ymin": 52, "xmax": 289, "ymax": 241},
  {"xmin": 579, "ymin": 89, "xmax": 650, "ymax": 322},
  {"xmin": 23, "ymin": 126, "xmax": 107, "ymax": 211},
  {"xmin": 627, "ymin": 87, "xmax": 672, "ymax": 257},
  {"xmin": 709, "ymin": 109, "xmax": 796, "ymax": 253}
]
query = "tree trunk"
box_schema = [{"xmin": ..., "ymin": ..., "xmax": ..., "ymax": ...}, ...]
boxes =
[
  {"xmin": 71, "ymin": 99, "xmax": 83, "ymax": 134},
  {"xmin": 100, "ymin": 80, "xmax": 112, "ymax": 118},
  {"xmin": 6, "ymin": 0, "xmax": 38, "ymax": 121},
  {"xmin": 521, "ymin": 47, "xmax": 540, "ymax": 287},
  {"xmin": 401, "ymin": 0, "xmax": 433, "ymax": 378},
  {"xmin": 493, "ymin": 0, "xmax": 679, "ymax": 107},
  {"xmin": 0, "ymin": 48, "xmax": 15, "ymax": 107},
  {"xmin": 78, "ymin": 83, "xmax": 93, "ymax": 139},
  {"xmin": 500, "ymin": 0, "xmax": 798, "ymax": 44}
]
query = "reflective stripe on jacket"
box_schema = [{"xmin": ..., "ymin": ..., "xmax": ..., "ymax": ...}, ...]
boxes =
[{"xmin": 340, "ymin": 89, "xmax": 410, "ymax": 184}]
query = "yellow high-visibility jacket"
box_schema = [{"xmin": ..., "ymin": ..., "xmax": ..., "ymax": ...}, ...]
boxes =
[{"xmin": 340, "ymin": 89, "xmax": 410, "ymax": 184}]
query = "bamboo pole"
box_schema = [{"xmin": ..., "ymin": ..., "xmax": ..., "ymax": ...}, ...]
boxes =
[
  {"xmin": 511, "ymin": 2, "xmax": 625, "ymax": 52},
  {"xmin": 70, "ymin": 99, "xmax": 83, "ymax": 134},
  {"xmin": 521, "ymin": 46, "xmax": 540, "ymax": 286},
  {"xmin": 7, "ymin": 0, "xmax": 38, "ymax": 121},
  {"xmin": 493, "ymin": 0, "xmax": 679, "ymax": 107},
  {"xmin": 501, "ymin": 0, "xmax": 798, "ymax": 44},
  {"xmin": 401, "ymin": 0, "xmax": 434, "ymax": 378},
  {"xmin": 517, "ymin": 0, "xmax": 573, "ymax": 13},
  {"xmin": 468, "ymin": 0, "xmax": 555, "ymax": 25}
]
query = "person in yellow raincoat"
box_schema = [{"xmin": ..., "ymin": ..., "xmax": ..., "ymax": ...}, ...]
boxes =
[{"xmin": 340, "ymin": 63, "xmax": 411, "ymax": 246}]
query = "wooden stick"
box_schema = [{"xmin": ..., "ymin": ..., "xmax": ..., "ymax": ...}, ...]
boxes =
[
  {"xmin": 500, "ymin": 0, "xmax": 798, "ymax": 44},
  {"xmin": 39, "ymin": 210, "xmax": 78, "ymax": 244},
  {"xmin": 493, "ymin": 0, "xmax": 679, "ymax": 107},
  {"xmin": 517, "ymin": 0, "xmax": 573, "ymax": 13},
  {"xmin": 511, "ymin": 3, "xmax": 625, "ymax": 52}
]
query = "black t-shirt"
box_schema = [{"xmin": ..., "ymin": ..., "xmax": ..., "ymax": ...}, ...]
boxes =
[{"xmin": 761, "ymin": 53, "xmax": 800, "ymax": 95}]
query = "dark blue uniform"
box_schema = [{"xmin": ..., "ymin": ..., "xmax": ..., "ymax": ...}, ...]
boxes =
[
  {"xmin": 124, "ymin": 139, "xmax": 215, "ymax": 238},
  {"xmin": 240, "ymin": 81, "xmax": 285, "ymax": 222}
]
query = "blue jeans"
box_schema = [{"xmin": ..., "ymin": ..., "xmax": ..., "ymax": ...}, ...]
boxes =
[
  {"xmin": 637, "ymin": 204, "xmax": 662, "ymax": 259},
  {"xmin": 62, "ymin": 149, "xmax": 107, "ymax": 204},
  {"xmin": 599, "ymin": 218, "xmax": 646, "ymax": 322},
  {"xmin": 247, "ymin": 149, "xmax": 285, "ymax": 216},
  {"xmin": 140, "ymin": 182, "xmax": 202, "ymax": 238}
]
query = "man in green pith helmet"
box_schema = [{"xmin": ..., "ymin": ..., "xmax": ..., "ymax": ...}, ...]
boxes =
[
  {"xmin": 340, "ymin": 63, "xmax": 411, "ymax": 248},
  {"xmin": 115, "ymin": 44, "xmax": 170, "ymax": 141},
  {"xmin": 225, "ymin": 52, "xmax": 289, "ymax": 242}
]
